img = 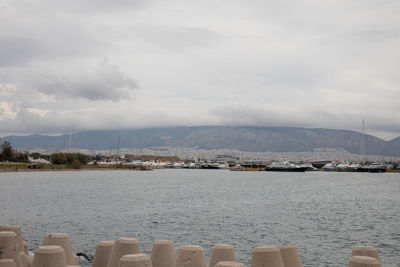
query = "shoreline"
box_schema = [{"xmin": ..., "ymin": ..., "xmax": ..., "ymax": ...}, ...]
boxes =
[
  {"xmin": 0, "ymin": 168, "xmax": 151, "ymax": 173},
  {"xmin": 1, "ymin": 162, "xmax": 399, "ymax": 173},
  {"xmin": 0, "ymin": 163, "xmax": 152, "ymax": 173}
]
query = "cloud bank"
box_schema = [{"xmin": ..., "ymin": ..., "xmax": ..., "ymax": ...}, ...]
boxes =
[{"xmin": 0, "ymin": 0, "xmax": 400, "ymax": 140}]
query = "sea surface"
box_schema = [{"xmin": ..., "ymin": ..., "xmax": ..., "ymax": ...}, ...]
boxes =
[{"xmin": 0, "ymin": 170, "xmax": 399, "ymax": 266}]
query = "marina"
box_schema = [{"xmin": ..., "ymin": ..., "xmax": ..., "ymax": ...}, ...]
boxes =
[{"xmin": 87, "ymin": 158, "xmax": 399, "ymax": 173}]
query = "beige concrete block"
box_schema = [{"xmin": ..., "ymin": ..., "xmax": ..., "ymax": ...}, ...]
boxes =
[
  {"xmin": 214, "ymin": 262, "xmax": 245, "ymax": 267},
  {"xmin": 43, "ymin": 233, "xmax": 75, "ymax": 265},
  {"xmin": 250, "ymin": 246, "xmax": 284, "ymax": 267},
  {"xmin": 18, "ymin": 253, "xmax": 32, "ymax": 267},
  {"xmin": 118, "ymin": 254, "xmax": 152, "ymax": 267},
  {"xmin": 107, "ymin": 238, "xmax": 140, "ymax": 267},
  {"xmin": 0, "ymin": 232, "xmax": 18, "ymax": 262},
  {"xmin": 23, "ymin": 242, "xmax": 28, "ymax": 256},
  {"xmin": 92, "ymin": 241, "xmax": 114, "ymax": 267},
  {"xmin": 73, "ymin": 255, "xmax": 78, "ymax": 265},
  {"xmin": 352, "ymin": 246, "xmax": 380, "ymax": 262},
  {"xmin": 19, "ymin": 252, "xmax": 30, "ymax": 267},
  {"xmin": 278, "ymin": 245, "xmax": 303, "ymax": 267},
  {"xmin": 348, "ymin": 256, "xmax": 381, "ymax": 267},
  {"xmin": 2, "ymin": 226, "xmax": 24, "ymax": 255},
  {"xmin": 176, "ymin": 245, "xmax": 207, "ymax": 267},
  {"xmin": 32, "ymin": 245, "xmax": 67, "ymax": 267},
  {"xmin": 150, "ymin": 240, "xmax": 176, "ymax": 267},
  {"xmin": 0, "ymin": 259, "xmax": 17, "ymax": 267},
  {"xmin": 209, "ymin": 244, "xmax": 236, "ymax": 267}
]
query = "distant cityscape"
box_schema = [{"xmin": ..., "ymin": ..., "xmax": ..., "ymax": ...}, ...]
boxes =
[
  {"xmin": 55, "ymin": 146, "xmax": 398, "ymax": 163},
  {"xmin": 2, "ymin": 126, "xmax": 400, "ymax": 172},
  {"xmin": 20, "ymin": 146, "xmax": 399, "ymax": 172}
]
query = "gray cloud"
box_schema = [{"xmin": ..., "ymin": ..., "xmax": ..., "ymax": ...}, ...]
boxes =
[
  {"xmin": 210, "ymin": 103, "xmax": 400, "ymax": 138},
  {"xmin": 0, "ymin": 37, "xmax": 42, "ymax": 67},
  {"xmin": 134, "ymin": 24, "xmax": 221, "ymax": 52},
  {"xmin": 45, "ymin": 0, "xmax": 149, "ymax": 13},
  {"xmin": 34, "ymin": 60, "xmax": 138, "ymax": 101},
  {"xmin": 351, "ymin": 28, "xmax": 400, "ymax": 42},
  {"xmin": 0, "ymin": 0, "xmax": 400, "ymax": 140}
]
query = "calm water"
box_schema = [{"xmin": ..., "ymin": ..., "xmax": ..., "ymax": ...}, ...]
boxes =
[{"xmin": 0, "ymin": 170, "xmax": 399, "ymax": 266}]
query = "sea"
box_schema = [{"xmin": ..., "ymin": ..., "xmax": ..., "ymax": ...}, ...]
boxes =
[{"xmin": 0, "ymin": 169, "xmax": 399, "ymax": 266}]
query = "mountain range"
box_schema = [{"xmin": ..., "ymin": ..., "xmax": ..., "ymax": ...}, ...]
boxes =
[{"xmin": 2, "ymin": 126, "xmax": 400, "ymax": 157}]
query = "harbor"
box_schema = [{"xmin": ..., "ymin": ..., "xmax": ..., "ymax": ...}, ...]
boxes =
[
  {"xmin": 3, "ymin": 152, "xmax": 399, "ymax": 173},
  {"xmin": 85, "ymin": 155, "xmax": 399, "ymax": 173}
]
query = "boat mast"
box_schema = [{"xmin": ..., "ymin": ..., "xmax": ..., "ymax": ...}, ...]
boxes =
[
  {"xmin": 117, "ymin": 136, "xmax": 120, "ymax": 158},
  {"xmin": 361, "ymin": 119, "xmax": 366, "ymax": 165},
  {"xmin": 68, "ymin": 130, "xmax": 72, "ymax": 152}
]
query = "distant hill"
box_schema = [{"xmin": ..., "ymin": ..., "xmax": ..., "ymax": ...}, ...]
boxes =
[
  {"xmin": 390, "ymin": 136, "xmax": 400, "ymax": 144},
  {"xmin": 2, "ymin": 126, "xmax": 400, "ymax": 157}
]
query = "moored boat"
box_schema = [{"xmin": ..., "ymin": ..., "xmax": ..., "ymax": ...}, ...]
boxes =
[
  {"xmin": 266, "ymin": 162, "xmax": 307, "ymax": 172},
  {"xmin": 364, "ymin": 163, "xmax": 387, "ymax": 173}
]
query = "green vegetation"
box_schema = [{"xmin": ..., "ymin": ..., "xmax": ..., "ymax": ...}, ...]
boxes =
[
  {"xmin": 29, "ymin": 152, "xmax": 50, "ymax": 161},
  {"xmin": 0, "ymin": 142, "xmax": 150, "ymax": 171},
  {"xmin": 0, "ymin": 141, "xmax": 91, "ymax": 171},
  {"xmin": 0, "ymin": 162, "xmax": 29, "ymax": 171},
  {"xmin": 0, "ymin": 141, "xmax": 13, "ymax": 161},
  {"xmin": 50, "ymin": 153, "xmax": 88, "ymax": 169},
  {"xmin": 0, "ymin": 141, "xmax": 28, "ymax": 163}
]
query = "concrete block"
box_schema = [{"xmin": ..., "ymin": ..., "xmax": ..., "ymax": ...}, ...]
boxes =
[
  {"xmin": 43, "ymin": 233, "xmax": 75, "ymax": 265},
  {"xmin": 176, "ymin": 245, "xmax": 207, "ymax": 267},
  {"xmin": 0, "ymin": 259, "xmax": 17, "ymax": 267},
  {"xmin": 0, "ymin": 232, "xmax": 18, "ymax": 262},
  {"xmin": 209, "ymin": 244, "xmax": 236, "ymax": 267},
  {"xmin": 250, "ymin": 246, "xmax": 284, "ymax": 267},
  {"xmin": 352, "ymin": 246, "xmax": 380, "ymax": 262},
  {"xmin": 118, "ymin": 254, "xmax": 152, "ymax": 267},
  {"xmin": 92, "ymin": 241, "xmax": 114, "ymax": 267},
  {"xmin": 32, "ymin": 245, "xmax": 67, "ymax": 267},
  {"xmin": 23, "ymin": 242, "xmax": 29, "ymax": 256},
  {"xmin": 150, "ymin": 240, "xmax": 175, "ymax": 267},
  {"xmin": 107, "ymin": 238, "xmax": 140, "ymax": 267},
  {"xmin": 2, "ymin": 226, "xmax": 23, "ymax": 255},
  {"xmin": 214, "ymin": 261, "xmax": 245, "ymax": 267},
  {"xmin": 18, "ymin": 251, "xmax": 33, "ymax": 267},
  {"xmin": 348, "ymin": 256, "xmax": 381, "ymax": 267},
  {"xmin": 278, "ymin": 245, "xmax": 303, "ymax": 267}
]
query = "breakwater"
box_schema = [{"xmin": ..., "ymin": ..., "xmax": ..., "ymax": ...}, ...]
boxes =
[{"xmin": 0, "ymin": 225, "xmax": 383, "ymax": 267}]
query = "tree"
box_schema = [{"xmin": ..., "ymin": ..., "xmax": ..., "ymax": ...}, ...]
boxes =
[
  {"xmin": 1, "ymin": 141, "xmax": 13, "ymax": 162},
  {"xmin": 71, "ymin": 158, "xmax": 82, "ymax": 169},
  {"xmin": 15, "ymin": 153, "xmax": 28, "ymax": 163},
  {"xmin": 50, "ymin": 153, "xmax": 68, "ymax": 164},
  {"xmin": 50, "ymin": 152, "xmax": 88, "ymax": 167}
]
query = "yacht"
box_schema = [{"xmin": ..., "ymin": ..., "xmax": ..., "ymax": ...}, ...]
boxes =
[{"xmin": 267, "ymin": 162, "xmax": 307, "ymax": 172}]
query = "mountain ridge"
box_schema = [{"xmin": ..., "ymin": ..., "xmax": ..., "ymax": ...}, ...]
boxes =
[
  {"xmin": 389, "ymin": 136, "xmax": 400, "ymax": 144},
  {"xmin": 2, "ymin": 126, "xmax": 400, "ymax": 157}
]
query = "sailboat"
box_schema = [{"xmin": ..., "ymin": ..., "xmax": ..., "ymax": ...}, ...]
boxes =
[{"xmin": 359, "ymin": 120, "xmax": 386, "ymax": 173}]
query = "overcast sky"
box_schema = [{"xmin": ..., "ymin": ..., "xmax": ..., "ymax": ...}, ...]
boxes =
[{"xmin": 1, "ymin": 0, "xmax": 399, "ymax": 140}]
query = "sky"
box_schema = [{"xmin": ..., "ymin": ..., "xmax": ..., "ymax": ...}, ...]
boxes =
[{"xmin": 0, "ymin": 0, "xmax": 399, "ymax": 140}]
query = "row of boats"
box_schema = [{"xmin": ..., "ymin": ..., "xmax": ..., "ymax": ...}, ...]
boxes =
[
  {"xmin": 320, "ymin": 162, "xmax": 388, "ymax": 173},
  {"xmin": 90, "ymin": 159, "xmax": 395, "ymax": 173},
  {"xmin": 165, "ymin": 161, "xmax": 394, "ymax": 172}
]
